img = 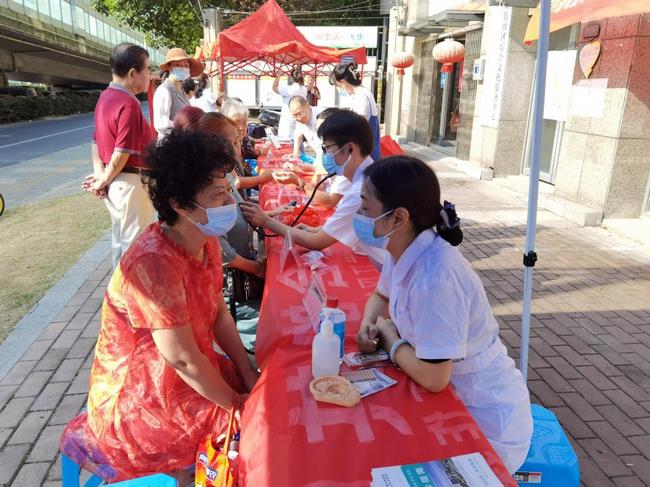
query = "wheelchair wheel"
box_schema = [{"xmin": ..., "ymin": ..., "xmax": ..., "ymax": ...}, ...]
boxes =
[{"xmin": 0, "ymin": 193, "xmax": 4, "ymax": 217}]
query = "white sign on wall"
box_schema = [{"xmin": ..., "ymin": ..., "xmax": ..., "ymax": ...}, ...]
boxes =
[
  {"xmin": 297, "ymin": 26, "xmax": 378, "ymax": 49},
  {"xmin": 570, "ymin": 78, "xmax": 608, "ymax": 119},
  {"xmin": 543, "ymin": 50, "xmax": 577, "ymax": 122},
  {"xmin": 428, "ymin": 0, "xmax": 486, "ymax": 17},
  {"xmin": 480, "ymin": 6, "xmax": 512, "ymax": 128}
]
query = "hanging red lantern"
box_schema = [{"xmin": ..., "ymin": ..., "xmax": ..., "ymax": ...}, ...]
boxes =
[
  {"xmin": 391, "ymin": 52, "xmax": 414, "ymax": 76},
  {"xmin": 433, "ymin": 38, "xmax": 465, "ymax": 73}
]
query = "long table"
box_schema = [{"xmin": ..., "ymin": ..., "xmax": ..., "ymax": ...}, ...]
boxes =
[{"xmin": 238, "ymin": 152, "xmax": 516, "ymax": 486}]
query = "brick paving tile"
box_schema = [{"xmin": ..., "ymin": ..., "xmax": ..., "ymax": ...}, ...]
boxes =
[
  {"xmin": 0, "ymin": 427, "xmax": 12, "ymax": 448},
  {"xmin": 591, "ymin": 344, "xmax": 632, "ymax": 366},
  {"xmin": 66, "ymin": 291, "xmax": 91, "ymax": 307},
  {"xmin": 0, "ymin": 385, "xmax": 16, "ymax": 411},
  {"xmin": 0, "ymin": 444, "xmax": 30, "ymax": 485},
  {"xmin": 32, "ymin": 348, "xmax": 68, "ymax": 372},
  {"xmin": 536, "ymin": 368, "xmax": 575, "ymax": 393},
  {"xmin": 611, "ymin": 375, "xmax": 650, "ymax": 402},
  {"xmin": 613, "ymin": 477, "xmax": 648, "ymax": 487},
  {"xmin": 14, "ymin": 370, "xmax": 53, "ymax": 398},
  {"xmin": 51, "ymin": 329, "xmax": 82, "ymax": 350},
  {"xmin": 10, "ymin": 461, "xmax": 51, "ymax": 486},
  {"xmin": 578, "ymin": 438, "xmax": 633, "ymax": 478},
  {"xmin": 30, "ymin": 382, "xmax": 69, "ymax": 412},
  {"xmin": 0, "ymin": 361, "xmax": 36, "ymax": 386},
  {"xmin": 48, "ymin": 394, "xmax": 86, "ymax": 426},
  {"xmin": 0, "ymin": 397, "xmax": 34, "ymax": 429},
  {"xmin": 66, "ymin": 337, "xmax": 97, "ymax": 360},
  {"xmin": 50, "ymin": 358, "xmax": 84, "ymax": 383},
  {"xmin": 7, "ymin": 410, "xmax": 52, "ymax": 445},
  {"xmin": 596, "ymin": 405, "xmax": 646, "ymax": 437},
  {"xmin": 27, "ymin": 424, "xmax": 66, "ymax": 462},
  {"xmin": 528, "ymin": 380, "xmax": 564, "ymax": 407},
  {"xmin": 590, "ymin": 421, "xmax": 640, "ymax": 456},
  {"xmin": 554, "ymin": 345, "xmax": 591, "ymax": 366},
  {"xmin": 583, "ymin": 353, "xmax": 624, "ymax": 377},
  {"xmin": 67, "ymin": 370, "xmax": 90, "ymax": 395},
  {"xmin": 620, "ymin": 456, "xmax": 650, "ymax": 484},
  {"xmin": 52, "ymin": 305, "xmax": 78, "ymax": 323},
  {"xmin": 551, "ymin": 407, "xmax": 596, "ymax": 439},
  {"xmin": 47, "ymin": 454, "xmax": 61, "ymax": 481},
  {"xmin": 37, "ymin": 322, "xmax": 67, "ymax": 342},
  {"xmin": 546, "ymin": 356, "xmax": 584, "ymax": 380},
  {"xmin": 568, "ymin": 379, "xmax": 612, "ymax": 406},
  {"xmin": 20, "ymin": 339, "xmax": 55, "ymax": 362},
  {"xmin": 580, "ymin": 457, "xmax": 620, "ymax": 487},
  {"xmin": 81, "ymin": 320, "xmax": 101, "ymax": 339},
  {"xmin": 576, "ymin": 365, "xmax": 618, "ymax": 390},
  {"xmin": 78, "ymin": 297, "xmax": 103, "ymax": 315},
  {"xmin": 603, "ymin": 390, "xmax": 649, "ymax": 419},
  {"xmin": 562, "ymin": 392, "xmax": 604, "ymax": 422},
  {"xmin": 65, "ymin": 311, "xmax": 94, "ymax": 331}
]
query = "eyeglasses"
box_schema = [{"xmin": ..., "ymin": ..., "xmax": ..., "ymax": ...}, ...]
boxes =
[{"xmin": 321, "ymin": 143, "xmax": 338, "ymax": 154}]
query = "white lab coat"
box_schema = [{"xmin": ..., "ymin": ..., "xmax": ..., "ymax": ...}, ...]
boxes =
[
  {"xmin": 376, "ymin": 229, "xmax": 533, "ymax": 473},
  {"xmin": 322, "ymin": 157, "xmax": 387, "ymax": 267}
]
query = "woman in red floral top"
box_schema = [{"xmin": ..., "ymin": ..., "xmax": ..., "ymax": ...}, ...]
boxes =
[{"xmin": 60, "ymin": 130, "xmax": 259, "ymax": 483}]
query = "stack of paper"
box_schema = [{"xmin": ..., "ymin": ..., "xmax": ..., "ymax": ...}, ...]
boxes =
[{"xmin": 371, "ymin": 453, "xmax": 504, "ymax": 487}]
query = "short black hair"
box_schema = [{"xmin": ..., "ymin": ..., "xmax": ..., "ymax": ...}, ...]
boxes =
[
  {"xmin": 316, "ymin": 107, "xmax": 340, "ymax": 120},
  {"xmin": 144, "ymin": 130, "xmax": 237, "ymax": 225},
  {"xmin": 109, "ymin": 43, "xmax": 149, "ymax": 77},
  {"xmin": 317, "ymin": 109, "xmax": 373, "ymax": 156},
  {"xmin": 363, "ymin": 156, "xmax": 463, "ymax": 246},
  {"xmin": 182, "ymin": 78, "xmax": 196, "ymax": 95},
  {"xmin": 330, "ymin": 62, "xmax": 362, "ymax": 87}
]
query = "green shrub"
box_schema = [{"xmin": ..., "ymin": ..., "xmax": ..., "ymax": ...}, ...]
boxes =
[{"xmin": 0, "ymin": 92, "xmax": 100, "ymax": 124}]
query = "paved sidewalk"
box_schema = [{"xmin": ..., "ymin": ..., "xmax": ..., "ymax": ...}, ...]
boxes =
[{"xmin": 1, "ymin": 155, "xmax": 650, "ymax": 486}]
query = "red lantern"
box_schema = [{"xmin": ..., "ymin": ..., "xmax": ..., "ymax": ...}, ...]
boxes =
[
  {"xmin": 391, "ymin": 52, "xmax": 414, "ymax": 76},
  {"xmin": 433, "ymin": 38, "xmax": 465, "ymax": 73}
]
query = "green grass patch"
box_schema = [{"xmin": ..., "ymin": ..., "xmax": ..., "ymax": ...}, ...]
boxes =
[{"xmin": 0, "ymin": 192, "xmax": 110, "ymax": 342}]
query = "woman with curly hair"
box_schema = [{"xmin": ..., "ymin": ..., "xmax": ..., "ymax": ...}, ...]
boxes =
[{"xmin": 60, "ymin": 130, "xmax": 259, "ymax": 484}]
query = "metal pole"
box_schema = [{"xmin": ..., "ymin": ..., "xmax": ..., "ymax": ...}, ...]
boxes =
[
  {"xmin": 437, "ymin": 69, "xmax": 452, "ymax": 144},
  {"xmin": 520, "ymin": 0, "xmax": 552, "ymax": 382}
]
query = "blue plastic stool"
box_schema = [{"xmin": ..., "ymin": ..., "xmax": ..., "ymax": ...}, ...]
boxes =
[
  {"xmin": 61, "ymin": 453, "xmax": 177, "ymax": 486},
  {"xmin": 514, "ymin": 404, "xmax": 580, "ymax": 486}
]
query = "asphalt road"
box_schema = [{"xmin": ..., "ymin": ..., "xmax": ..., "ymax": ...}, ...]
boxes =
[{"xmin": 0, "ymin": 105, "xmax": 149, "ymax": 210}]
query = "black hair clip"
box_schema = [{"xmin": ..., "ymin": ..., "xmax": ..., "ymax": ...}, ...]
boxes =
[{"xmin": 439, "ymin": 200, "xmax": 461, "ymax": 229}]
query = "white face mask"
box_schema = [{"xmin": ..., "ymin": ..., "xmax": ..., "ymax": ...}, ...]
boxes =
[
  {"xmin": 170, "ymin": 67, "xmax": 190, "ymax": 82},
  {"xmin": 187, "ymin": 202, "xmax": 238, "ymax": 237}
]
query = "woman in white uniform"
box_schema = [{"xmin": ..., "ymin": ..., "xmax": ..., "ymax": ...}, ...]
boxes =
[
  {"xmin": 330, "ymin": 62, "xmax": 381, "ymax": 161},
  {"xmin": 355, "ymin": 155, "xmax": 532, "ymax": 473},
  {"xmin": 272, "ymin": 68, "xmax": 307, "ymax": 139}
]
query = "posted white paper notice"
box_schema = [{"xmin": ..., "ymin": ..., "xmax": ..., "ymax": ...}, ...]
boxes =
[{"xmin": 570, "ymin": 78, "xmax": 608, "ymax": 119}]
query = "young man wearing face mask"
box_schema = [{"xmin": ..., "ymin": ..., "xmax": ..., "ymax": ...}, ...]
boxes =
[
  {"xmin": 153, "ymin": 48, "xmax": 203, "ymax": 140},
  {"xmin": 83, "ymin": 43, "xmax": 157, "ymax": 268},
  {"xmin": 241, "ymin": 110, "xmax": 386, "ymax": 267}
]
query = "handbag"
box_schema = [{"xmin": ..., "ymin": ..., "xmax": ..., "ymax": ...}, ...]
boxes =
[
  {"xmin": 195, "ymin": 408, "xmax": 239, "ymax": 487},
  {"xmin": 229, "ymin": 268, "xmax": 264, "ymax": 304}
]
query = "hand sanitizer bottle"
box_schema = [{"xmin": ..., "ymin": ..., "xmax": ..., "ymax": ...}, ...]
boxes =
[{"xmin": 312, "ymin": 316, "xmax": 341, "ymax": 378}]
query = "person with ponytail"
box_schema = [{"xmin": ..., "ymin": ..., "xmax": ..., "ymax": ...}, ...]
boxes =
[
  {"xmin": 330, "ymin": 62, "xmax": 381, "ymax": 161},
  {"xmin": 355, "ymin": 156, "xmax": 532, "ymax": 474}
]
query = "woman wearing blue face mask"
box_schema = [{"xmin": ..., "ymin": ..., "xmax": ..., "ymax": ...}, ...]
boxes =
[
  {"xmin": 60, "ymin": 130, "xmax": 260, "ymax": 483},
  {"xmin": 355, "ymin": 156, "xmax": 532, "ymax": 474},
  {"xmin": 153, "ymin": 48, "xmax": 203, "ymax": 141},
  {"xmin": 241, "ymin": 109, "xmax": 387, "ymax": 267}
]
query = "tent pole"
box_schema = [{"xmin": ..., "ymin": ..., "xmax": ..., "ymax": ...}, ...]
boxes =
[
  {"xmin": 520, "ymin": 0, "xmax": 551, "ymax": 382},
  {"xmin": 220, "ymin": 55, "xmax": 225, "ymax": 93}
]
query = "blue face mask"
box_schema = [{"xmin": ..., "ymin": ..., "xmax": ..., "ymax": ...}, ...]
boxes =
[
  {"xmin": 188, "ymin": 201, "xmax": 238, "ymax": 237},
  {"xmin": 352, "ymin": 210, "xmax": 395, "ymax": 248},
  {"xmin": 170, "ymin": 67, "xmax": 190, "ymax": 81},
  {"xmin": 322, "ymin": 145, "xmax": 350, "ymax": 176}
]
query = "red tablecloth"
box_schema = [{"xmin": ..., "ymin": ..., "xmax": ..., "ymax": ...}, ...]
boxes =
[{"xmin": 238, "ymin": 155, "xmax": 516, "ymax": 486}]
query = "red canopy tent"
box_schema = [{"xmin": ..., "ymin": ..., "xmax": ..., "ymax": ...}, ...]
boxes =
[{"xmin": 195, "ymin": 0, "xmax": 368, "ymax": 89}]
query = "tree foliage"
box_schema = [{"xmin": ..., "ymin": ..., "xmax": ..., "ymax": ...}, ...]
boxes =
[{"xmin": 92, "ymin": 0, "xmax": 381, "ymax": 52}]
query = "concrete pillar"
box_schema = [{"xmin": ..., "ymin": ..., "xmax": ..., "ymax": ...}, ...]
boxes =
[
  {"xmin": 555, "ymin": 14, "xmax": 650, "ymax": 218},
  {"xmin": 469, "ymin": 6, "xmax": 536, "ymax": 175},
  {"xmin": 202, "ymin": 7, "xmax": 223, "ymax": 94},
  {"xmin": 384, "ymin": 7, "xmax": 400, "ymax": 138}
]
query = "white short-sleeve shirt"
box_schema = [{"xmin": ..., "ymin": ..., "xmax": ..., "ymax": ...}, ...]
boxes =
[
  {"xmin": 377, "ymin": 229, "xmax": 532, "ymax": 472},
  {"xmin": 328, "ymin": 175, "xmax": 351, "ymax": 196},
  {"xmin": 351, "ymin": 86, "xmax": 379, "ymax": 120},
  {"xmin": 322, "ymin": 157, "xmax": 386, "ymax": 265},
  {"xmin": 294, "ymin": 106, "xmax": 324, "ymax": 155},
  {"xmin": 278, "ymin": 84, "xmax": 308, "ymax": 138}
]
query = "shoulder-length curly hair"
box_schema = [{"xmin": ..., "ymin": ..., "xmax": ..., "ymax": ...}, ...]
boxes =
[{"xmin": 144, "ymin": 129, "xmax": 237, "ymax": 225}]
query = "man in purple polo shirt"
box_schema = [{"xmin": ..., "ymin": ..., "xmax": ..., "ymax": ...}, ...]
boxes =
[{"xmin": 84, "ymin": 43, "xmax": 156, "ymax": 267}]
